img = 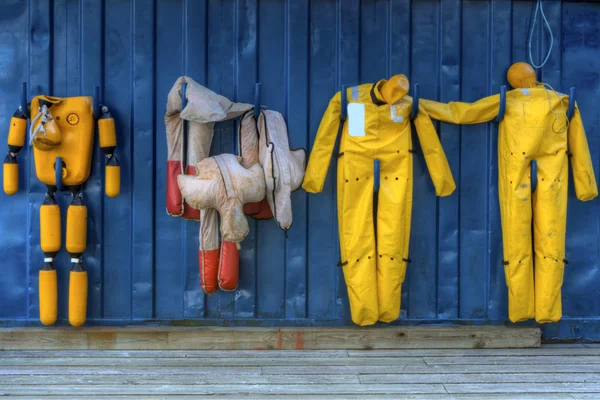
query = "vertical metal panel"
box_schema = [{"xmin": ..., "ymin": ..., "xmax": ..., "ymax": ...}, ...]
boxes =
[
  {"xmin": 154, "ymin": 0, "xmax": 184, "ymax": 319},
  {"xmin": 182, "ymin": 0, "xmax": 207, "ymax": 319},
  {"xmin": 459, "ymin": 0, "xmax": 490, "ymax": 319},
  {"xmin": 27, "ymin": 0, "xmax": 53, "ymax": 321},
  {"xmin": 235, "ymin": 0, "xmax": 258, "ymax": 319},
  {"xmin": 256, "ymin": 0, "xmax": 286, "ymax": 319},
  {"xmin": 307, "ymin": 0, "xmax": 339, "ymax": 321},
  {"xmin": 437, "ymin": 0, "xmax": 461, "ymax": 320},
  {"xmin": 1, "ymin": 0, "xmax": 600, "ymax": 340},
  {"xmin": 562, "ymin": 2, "xmax": 600, "ymax": 319},
  {"xmin": 487, "ymin": 0, "xmax": 512, "ymax": 321},
  {"xmin": 80, "ymin": 0, "xmax": 104, "ymax": 320},
  {"xmin": 409, "ymin": 0, "xmax": 439, "ymax": 319},
  {"xmin": 0, "ymin": 0, "xmax": 28, "ymax": 319},
  {"xmin": 104, "ymin": 0, "xmax": 133, "ymax": 319},
  {"xmin": 132, "ymin": 0, "xmax": 156, "ymax": 319},
  {"xmin": 285, "ymin": 0, "xmax": 310, "ymax": 320}
]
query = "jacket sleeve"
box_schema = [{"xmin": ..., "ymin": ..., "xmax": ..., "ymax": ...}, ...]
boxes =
[
  {"xmin": 568, "ymin": 104, "xmax": 598, "ymax": 201},
  {"xmin": 419, "ymin": 94, "xmax": 500, "ymax": 125},
  {"xmin": 412, "ymin": 104, "xmax": 456, "ymax": 197},
  {"xmin": 301, "ymin": 91, "xmax": 342, "ymax": 193}
]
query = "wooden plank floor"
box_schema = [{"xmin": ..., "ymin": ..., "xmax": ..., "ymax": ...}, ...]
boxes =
[{"xmin": 0, "ymin": 344, "xmax": 598, "ymax": 398}]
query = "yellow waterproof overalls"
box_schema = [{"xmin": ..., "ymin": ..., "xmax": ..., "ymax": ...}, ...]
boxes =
[
  {"xmin": 303, "ymin": 79, "xmax": 456, "ymax": 326},
  {"xmin": 421, "ymin": 85, "xmax": 598, "ymax": 323}
]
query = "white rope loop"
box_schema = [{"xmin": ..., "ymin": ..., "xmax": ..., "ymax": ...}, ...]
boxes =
[
  {"xmin": 528, "ymin": 0, "xmax": 554, "ymax": 69},
  {"xmin": 28, "ymin": 104, "xmax": 53, "ymax": 147}
]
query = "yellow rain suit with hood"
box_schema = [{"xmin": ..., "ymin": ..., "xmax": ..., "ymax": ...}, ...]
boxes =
[
  {"xmin": 302, "ymin": 75, "xmax": 456, "ymax": 326},
  {"xmin": 420, "ymin": 72, "xmax": 598, "ymax": 324}
]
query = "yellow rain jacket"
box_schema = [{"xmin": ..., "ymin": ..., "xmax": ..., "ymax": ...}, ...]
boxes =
[
  {"xmin": 303, "ymin": 79, "xmax": 456, "ymax": 326},
  {"xmin": 420, "ymin": 85, "xmax": 598, "ymax": 323}
]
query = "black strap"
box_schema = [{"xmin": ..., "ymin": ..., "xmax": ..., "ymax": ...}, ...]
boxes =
[
  {"xmin": 337, "ymin": 260, "xmax": 348, "ymax": 267},
  {"xmin": 402, "ymin": 258, "xmax": 412, "ymax": 263},
  {"xmin": 340, "ymin": 86, "xmax": 347, "ymax": 122},
  {"xmin": 370, "ymin": 84, "xmax": 386, "ymax": 106}
]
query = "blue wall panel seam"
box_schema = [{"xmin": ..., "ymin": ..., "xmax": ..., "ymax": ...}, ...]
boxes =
[
  {"xmin": 25, "ymin": 0, "xmax": 32, "ymax": 320},
  {"xmin": 151, "ymin": 0, "xmax": 158, "ymax": 320},
  {"xmin": 130, "ymin": 0, "xmax": 135, "ymax": 320},
  {"xmin": 485, "ymin": 0, "xmax": 492, "ymax": 318}
]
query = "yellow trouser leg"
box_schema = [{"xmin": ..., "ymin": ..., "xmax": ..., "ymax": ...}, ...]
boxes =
[
  {"xmin": 499, "ymin": 142, "xmax": 535, "ymax": 323},
  {"xmin": 39, "ymin": 190, "xmax": 60, "ymax": 326},
  {"xmin": 340, "ymin": 154, "xmax": 378, "ymax": 326},
  {"xmin": 533, "ymin": 155, "xmax": 569, "ymax": 323},
  {"xmin": 337, "ymin": 155, "xmax": 346, "ymax": 267},
  {"xmin": 377, "ymin": 156, "xmax": 412, "ymax": 323},
  {"xmin": 66, "ymin": 192, "xmax": 88, "ymax": 327}
]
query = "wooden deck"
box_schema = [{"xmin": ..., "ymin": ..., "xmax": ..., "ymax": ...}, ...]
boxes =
[{"xmin": 0, "ymin": 344, "xmax": 599, "ymax": 398}]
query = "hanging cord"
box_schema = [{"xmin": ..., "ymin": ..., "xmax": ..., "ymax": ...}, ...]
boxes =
[
  {"xmin": 531, "ymin": 80, "xmax": 570, "ymax": 134},
  {"xmin": 29, "ymin": 104, "xmax": 53, "ymax": 146},
  {"xmin": 528, "ymin": 0, "xmax": 554, "ymax": 69}
]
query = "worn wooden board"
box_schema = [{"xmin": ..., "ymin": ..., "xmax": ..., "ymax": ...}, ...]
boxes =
[
  {"xmin": 2, "ymin": 372, "xmax": 592, "ymax": 386},
  {"xmin": 359, "ymin": 373, "xmax": 600, "ymax": 384},
  {"xmin": 0, "ymin": 395, "xmax": 589, "ymax": 400},
  {"xmin": 445, "ymin": 383, "xmax": 600, "ymax": 394},
  {"xmin": 348, "ymin": 348, "xmax": 600, "ymax": 357},
  {"xmin": 0, "ymin": 366, "xmax": 262, "ymax": 376},
  {"xmin": 0, "ymin": 374, "xmax": 360, "ymax": 385},
  {"xmin": 0, "ymin": 384, "xmax": 448, "ymax": 395},
  {"xmin": 423, "ymin": 356, "xmax": 600, "ymax": 365},
  {"xmin": 0, "ymin": 326, "xmax": 540, "ymax": 350},
  {"xmin": 0, "ymin": 356, "xmax": 427, "ymax": 367},
  {"xmin": 263, "ymin": 364, "xmax": 600, "ymax": 375}
]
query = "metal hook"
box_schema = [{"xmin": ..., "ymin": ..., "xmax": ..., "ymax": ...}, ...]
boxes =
[
  {"xmin": 20, "ymin": 82, "xmax": 29, "ymax": 116},
  {"xmin": 340, "ymin": 85, "xmax": 347, "ymax": 122},
  {"xmin": 567, "ymin": 87, "xmax": 576, "ymax": 120},
  {"xmin": 410, "ymin": 84, "xmax": 419, "ymax": 120},
  {"xmin": 93, "ymin": 85, "xmax": 101, "ymax": 119},
  {"xmin": 495, "ymin": 85, "xmax": 507, "ymax": 123},
  {"xmin": 254, "ymin": 83, "xmax": 261, "ymax": 120}
]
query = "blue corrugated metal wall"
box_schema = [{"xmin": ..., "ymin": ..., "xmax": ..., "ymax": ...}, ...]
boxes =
[{"xmin": 0, "ymin": 0, "xmax": 599, "ymax": 341}]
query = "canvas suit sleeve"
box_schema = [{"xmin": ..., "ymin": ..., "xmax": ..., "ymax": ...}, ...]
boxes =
[
  {"xmin": 412, "ymin": 104, "xmax": 456, "ymax": 197},
  {"xmin": 302, "ymin": 91, "xmax": 342, "ymax": 193},
  {"xmin": 568, "ymin": 104, "xmax": 598, "ymax": 201},
  {"xmin": 420, "ymin": 94, "xmax": 501, "ymax": 125}
]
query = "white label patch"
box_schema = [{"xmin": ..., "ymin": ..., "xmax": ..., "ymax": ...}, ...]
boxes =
[
  {"xmin": 348, "ymin": 103, "xmax": 366, "ymax": 137},
  {"xmin": 520, "ymin": 88, "xmax": 531, "ymax": 96},
  {"xmin": 390, "ymin": 106, "xmax": 404, "ymax": 122}
]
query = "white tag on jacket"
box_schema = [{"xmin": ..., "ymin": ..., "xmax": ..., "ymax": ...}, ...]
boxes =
[
  {"xmin": 347, "ymin": 103, "xmax": 365, "ymax": 137},
  {"xmin": 520, "ymin": 88, "xmax": 531, "ymax": 96},
  {"xmin": 390, "ymin": 105, "xmax": 404, "ymax": 122}
]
